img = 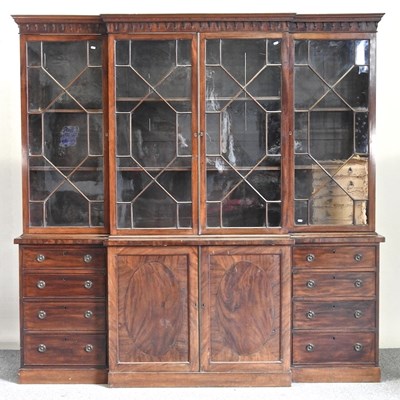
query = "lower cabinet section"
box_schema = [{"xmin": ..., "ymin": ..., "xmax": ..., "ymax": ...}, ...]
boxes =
[
  {"xmin": 291, "ymin": 240, "xmax": 381, "ymax": 383},
  {"xmin": 107, "ymin": 244, "xmax": 291, "ymax": 386},
  {"xmin": 18, "ymin": 244, "xmax": 108, "ymax": 384},
  {"xmin": 16, "ymin": 236, "xmax": 383, "ymax": 385}
]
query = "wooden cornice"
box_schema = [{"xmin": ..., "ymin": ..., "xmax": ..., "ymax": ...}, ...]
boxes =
[{"xmin": 13, "ymin": 13, "xmax": 384, "ymax": 35}]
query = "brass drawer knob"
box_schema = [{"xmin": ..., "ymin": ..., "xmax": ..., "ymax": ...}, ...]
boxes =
[
  {"xmin": 306, "ymin": 254, "xmax": 315, "ymax": 262},
  {"xmin": 37, "ymin": 310, "xmax": 47, "ymax": 320},
  {"xmin": 354, "ymin": 253, "xmax": 363, "ymax": 262},
  {"xmin": 354, "ymin": 279, "xmax": 363, "ymax": 288},
  {"xmin": 85, "ymin": 344, "xmax": 94, "ymax": 353},
  {"xmin": 306, "ymin": 280, "xmax": 316, "ymax": 289},
  {"xmin": 37, "ymin": 344, "xmax": 47, "ymax": 353},
  {"xmin": 84, "ymin": 310, "xmax": 93, "ymax": 319},
  {"xmin": 36, "ymin": 280, "xmax": 46, "ymax": 289},
  {"xmin": 83, "ymin": 254, "xmax": 93, "ymax": 263},
  {"xmin": 306, "ymin": 310, "xmax": 316, "ymax": 319},
  {"xmin": 354, "ymin": 310, "xmax": 363, "ymax": 319},
  {"xmin": 36, "ymin": 254, "xmax": 46, "ymax": 263},
  {"xmin": 84, "ymin": 280, "xmax": 93, "ymax": 289},
  {"xmin": 305, "ymin": 343, "xmax": 315, "ymax": 352},
  {"xmin": 354, "ymin": 343, "xmax": 364, "ymax": 352}
]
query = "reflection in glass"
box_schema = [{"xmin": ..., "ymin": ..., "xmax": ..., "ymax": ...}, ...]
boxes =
[{"xmin": 294, "ymin": 39, "xmax": 370, "ymax": 226}]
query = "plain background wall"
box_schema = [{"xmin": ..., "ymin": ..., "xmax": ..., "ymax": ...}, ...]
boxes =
[{"xmin": 0, "ymin": 0, "xmax": 399, "ymax": 349}]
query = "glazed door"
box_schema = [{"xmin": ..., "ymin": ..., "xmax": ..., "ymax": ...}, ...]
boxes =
[
  {"xmin": 293, "ymin": 36, "xmax": 374, "ymax": 229},
  {"xmin": 23, "ymin": 37, "xmax": 106, "ymax": 232},
  {"xmin": 111, "ymin": 34, "xmax": 198, "ymax": 234},
  {"xmin": 108, "ymin": 246, "xmax": 199, "ymax": 372},
  {"xmin": 200, "ymin": 246, "xmax": 291, "ymax": 372},
  {"xmin": 200, "ymin": 35, "xmax": 286, "ymax": 233}
]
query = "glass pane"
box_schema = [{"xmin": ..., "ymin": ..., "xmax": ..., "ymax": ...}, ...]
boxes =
[
  {"xmin": 28, "ymin": 68, "xmax": 63, "ymax": 111},
  {"xmin": 205, "ymin": 38, "xmax": 281, "ymax": 229},
  {"xmin": 294, "ymin": 39, "xmax": 370, "ymax": 227},
  {"xmin": 68, "ymin": 68, "xmax": 103, "ymax": 110},
  {"xmin": 88, "ymin": 40, "xmax": 102, "ymax": 67},
  {"xmin": 46, "ymin": 183, "xmax": 89, "ymax": 226},
  {"xmin": 132, "ymin": 185, "xmax": 177, "ymax": 228},
  {"xmin": 115, "ymin": 39, "xmax": 193, "ymax": 229},
  {"xmin": 27, "ymin": 42, "xmax": 41, "ymax": 66},
  {"xmin": 28, "ymin": 115, "xmax": 42, "ymax": 155},
  {"xmin": 355, "ymin": 113, "xmax": 369, "ymax": 154},
  {"xmin": 310, "ymin": 111, "xmax": 353, "ymax": 162},
  {"xmin": 309, "ymin": 40, "xmax": 354, "ymax": 85},
  {"xmin": 221, "ymin": 183, "xmax": 266, "ymax": 227},
  {"xmin": 43, "ymin": 42, "xmax": 87, "ymax": 87},
  {"xmin": 26, "ymin": 40, "xmax": 104, "ymax": 228}
]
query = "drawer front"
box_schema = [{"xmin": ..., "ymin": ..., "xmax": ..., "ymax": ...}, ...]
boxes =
[
  {"xmin": 22, "ymin": 247, "xmax": 106, "ymax": 269},
  {"xmin": 293, "ymin": 300, "xmax": 376, "ymax": 329},
  {"xmin": 23, "ymin": 301, "xmax": 106, "ymax": 331},
  {"xmin": 23, "ymin": 273, "xmax": 106, "ymax": 298},
  {"xmin": 293, "ymin": 272, "xmax": 375, "ymax": 298},
  {"xmin": 23, "ymin": 333, "xmax": 106, "ymax": 366},
  {"xmin": 292, "ymin": 332, "xmax": 376, "ymax": 365},
  {"xmin": 293, "ymin": 246, "xmax": 376, "ymax": 269}
]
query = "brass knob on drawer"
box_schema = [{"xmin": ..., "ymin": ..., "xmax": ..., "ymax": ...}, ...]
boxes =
[
  {"xmin": 306, "ymin": 280, "xmax": 316, "ymax": 289},
  {"xmin": 354, "ymin": 343, "xmax": 364, "ymax": 352},
  {"xmin": 305, "ymin": 343, "xmax": 315, "ymax": 352},
  {"xmin": 354, "ymin": 253, "xmax": 363, "ymax": 262},
  {"xmin": 84, "ymin": 310, "xmax": 93, "ymax": 319},
  {"xmin": 37, "ymin": 310, "xmax": 47, "ymax": 320},
  {"xmin": 83, "ymin": 254, "xmax": 93, "ymax": 263},
  {"xmin": 84, "ymin": 280, "xmax": 93, "ymax": 289},
  {"xmin": 354, "ymin": 279, "xmax": 363, "ymax": 288},
  {"xmin": 85, "ymin": 344, "xmax": 94, "ymax": 353},
  {"xmin": 306, "ymin": 254, "xmax": 315, "ymax": 262},
  {"xmin": 36, "ymin": 254, "xmax": 46, "ymax": 263},
  {"xmin": 37, "ymin": 344, "xmax": 47, "ymax": 353},
  {"xmin": 36, "ymin": 280, "xmax": 46, "ymax": 289},
  {"xmin": 354, "ymin": 310, "xmax": 363, "ymax": 319},
  {"xmin": 306, "ymin": 311, "xmax": 316, "ymax": 319}
]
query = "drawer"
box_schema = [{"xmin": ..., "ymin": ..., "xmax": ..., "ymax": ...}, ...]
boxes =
[
  {"xmin": 22, "ymin": 247, "xmax": 106, "ymax": 269},
  {"xmin": 293, "ymin": 272, "xmax": 375, "ymax": 298},
  {"xmin": 293, "ymin": 300, "xmax": 376, "ymax": 329},
  {"xmin": 292, "ymin": 332, "xmax": 376, "ymax": 365},
  {"xmin": 23, "ymin": 333, "xmax": 106, "ymax": 366},
  {"xmin": 293, "ymin": 246, "xmax": 376, "ymax": 269},
  {"xmin": 23, "ymin": 301, "xmax": 106, "ymax": 331},
  {"xmin": 23, "ymin": 273, "xmax": 106, "ymax": 298}
]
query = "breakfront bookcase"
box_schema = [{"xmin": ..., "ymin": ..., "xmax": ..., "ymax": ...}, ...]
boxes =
[{"xmin": 13, "ymin": 13, "xmax": 384, "ymax": 386}]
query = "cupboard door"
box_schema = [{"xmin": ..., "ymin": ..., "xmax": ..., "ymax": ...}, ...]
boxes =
[
  {"xmin": 108, "ymin": 246, "xmax": 199, "ymax": 372},
  {"xmin": 293, "ymin": 39, "xmax": 371, "ymax": 227},
  {"xmin": 25, "ymin": 39, "xmax": 105, "ymax": 229},
  {"xmin": 113, "ymin": 36, "xmax": 197, "ymax": 232},
  {"xmin": 202, "ymin": 37, "xmax": 283, "ymax": 231},
  {"xmin": 201, "ymin": 246, "xmax": 290, "ymax": 372}
]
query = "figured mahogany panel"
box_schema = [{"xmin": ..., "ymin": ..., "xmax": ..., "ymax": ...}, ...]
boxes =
[
  {"xmin": 201, "ymin": 246, "xmax": 291, "ymax": 372},
  {"xmin": 109, "ymin": 246, "xmax": 198, "ymax": 372}
]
